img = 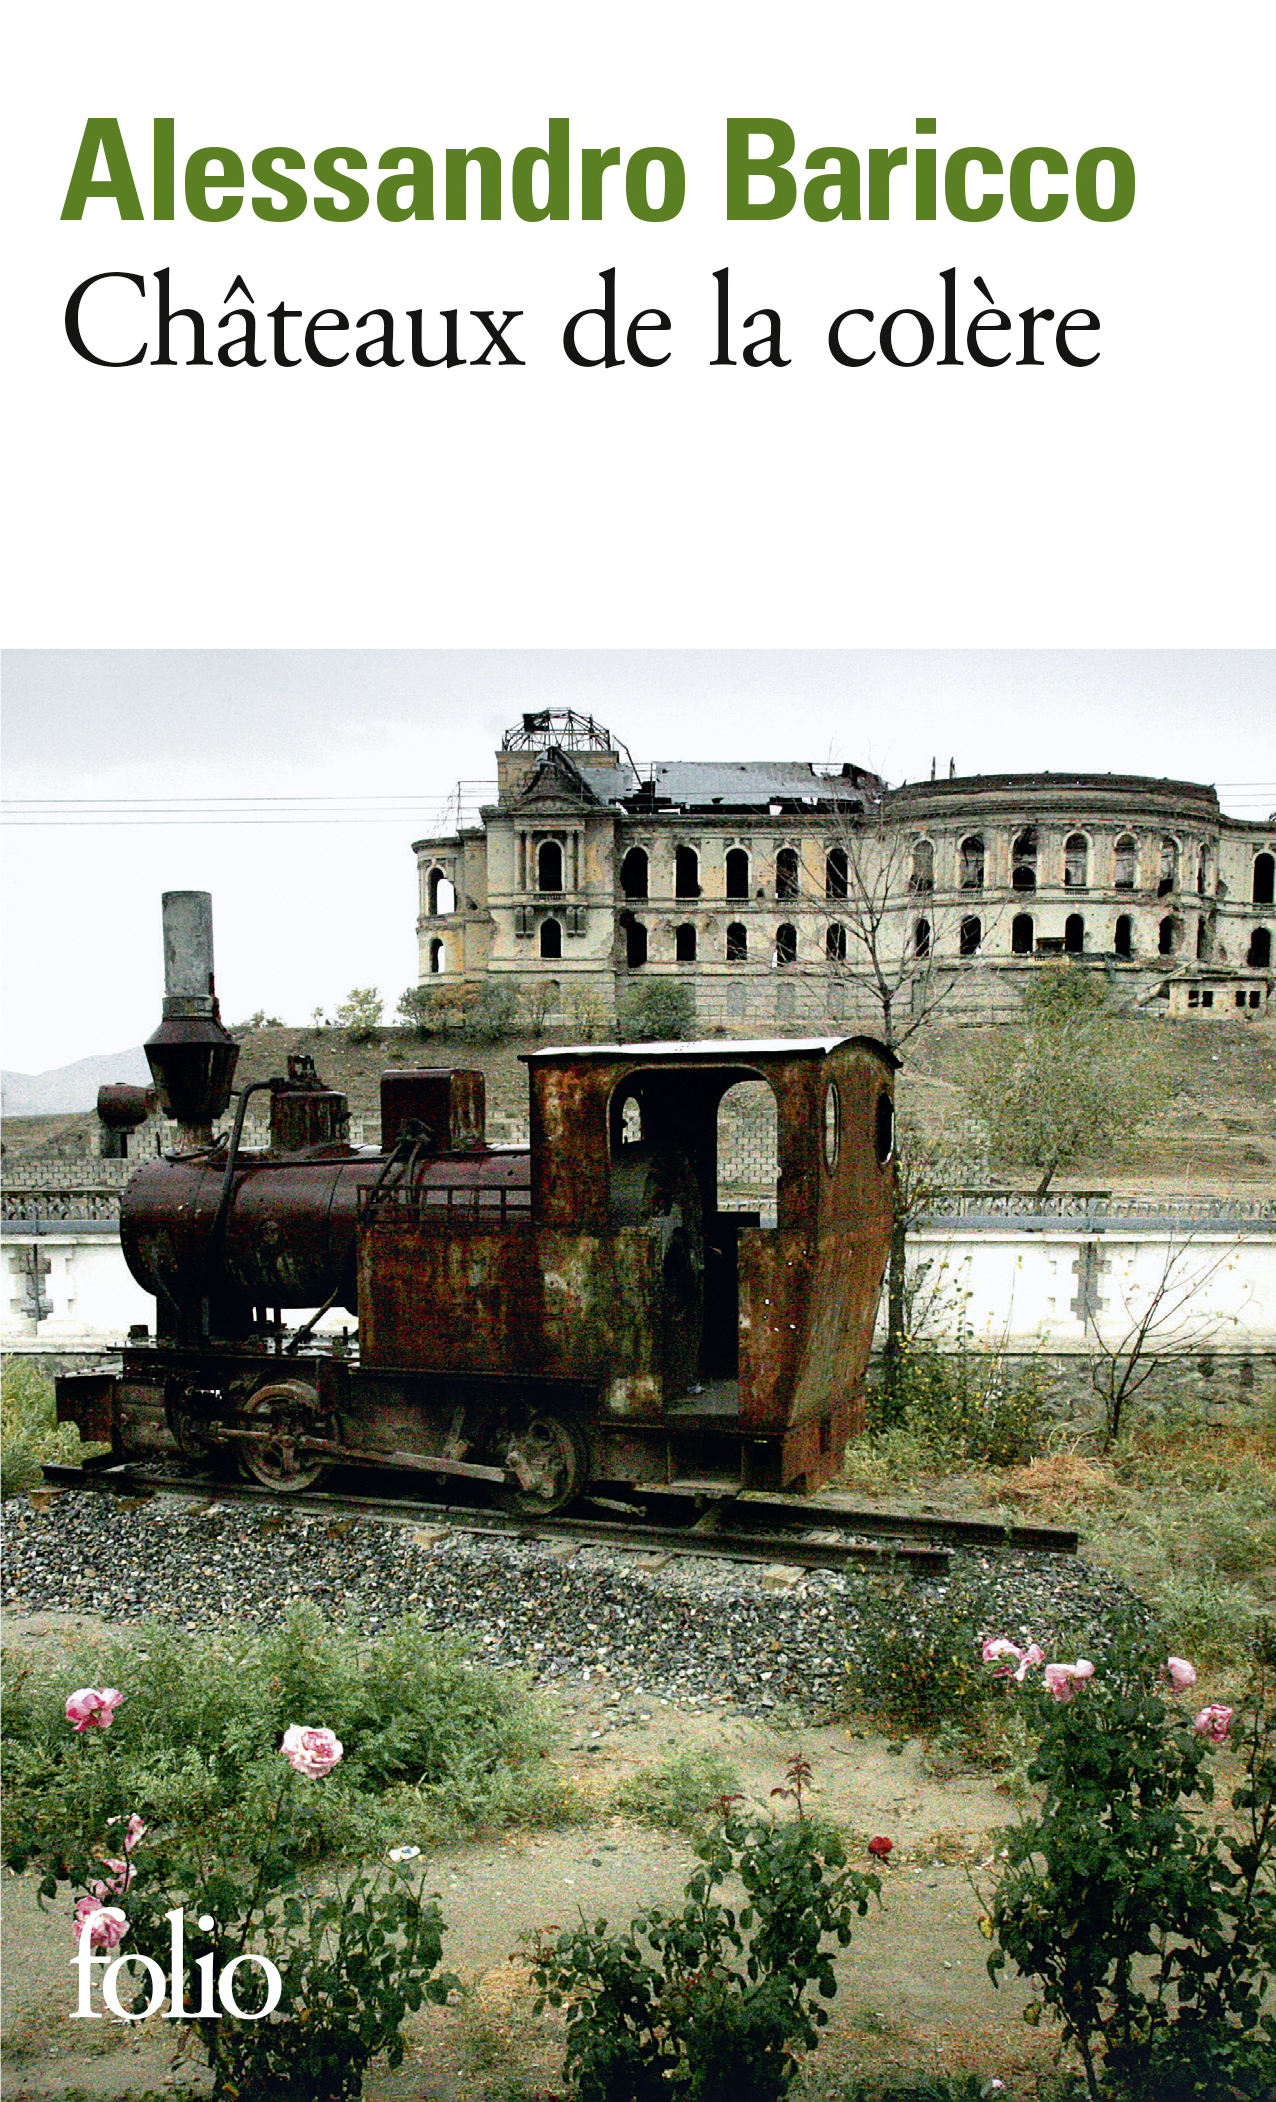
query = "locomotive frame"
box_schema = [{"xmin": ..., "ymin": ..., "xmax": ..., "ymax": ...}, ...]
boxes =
[{"xmin": 55, "ymin": 898, "xmax": 898, "ymax": 1510}]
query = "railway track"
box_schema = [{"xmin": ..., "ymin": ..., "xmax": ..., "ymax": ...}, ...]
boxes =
[{"xmin": 41, "ymin": 1458, "xmax": 1078, "ymax": 1579}]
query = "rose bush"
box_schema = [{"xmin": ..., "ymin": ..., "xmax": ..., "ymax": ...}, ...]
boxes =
[
  {"xmin": 981, "ymin": 1618, "xmax": 1276, "ymax": 2101},
  {"xmin": 21, "ymin": 1688, "xmax": 456, "ymax": 2102}
]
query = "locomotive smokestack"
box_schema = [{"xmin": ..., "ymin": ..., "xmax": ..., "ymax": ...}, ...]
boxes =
[
  {"xmin": 161, "ymin": 890, "xmax": 217, "ymax": 1010},
  {"xmin": 144, "ymin": 890, "xmax": 239, "ymax": 1147}
]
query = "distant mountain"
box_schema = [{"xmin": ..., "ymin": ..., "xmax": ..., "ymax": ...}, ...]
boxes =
[{"xmin": 1, "ymin": 1046, "xmax": 151, "ymax": 1117}]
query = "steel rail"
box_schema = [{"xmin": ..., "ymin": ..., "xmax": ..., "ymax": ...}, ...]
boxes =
[{"xmin": 40, "ymin": 1460, "xmax": 961, "ymax": 1576}]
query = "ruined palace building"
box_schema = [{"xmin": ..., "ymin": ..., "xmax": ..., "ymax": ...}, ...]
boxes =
[{"xmin": 412, "ymin": 711, "xmax": 1275, "ymax": 1032}]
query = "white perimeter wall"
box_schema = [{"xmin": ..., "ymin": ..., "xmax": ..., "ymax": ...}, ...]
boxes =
[{"xmin": 5, "ymin": 1225, "xmax": 1275, "ymax": 1356}]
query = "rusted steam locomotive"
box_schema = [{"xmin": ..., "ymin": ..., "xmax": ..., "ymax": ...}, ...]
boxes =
[{"xmin": 57, "ymin": 893, "xmax": 897, "ymax": 1509}]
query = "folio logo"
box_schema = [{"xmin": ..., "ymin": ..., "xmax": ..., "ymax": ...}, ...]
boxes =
[{"xmin": 72, "ymin": 1907, "xmax": 283, "ymax": 2022}]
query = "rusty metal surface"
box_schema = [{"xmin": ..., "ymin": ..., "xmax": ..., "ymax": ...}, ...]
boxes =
[
  {"xmin": 380, "ymin": 1069, "xmax": 487, "ymax": 1152},
  {"xmin": 359, "ymin": 1224, "xmax": 665, "ymax": 1395},
  {"xmin": 96, "ymin": 1084, "xmax": 156, "ymax": 1132},
  {"xmin": 122, "ymin": 1148, "xmax": 532, "ymax": 1322}
]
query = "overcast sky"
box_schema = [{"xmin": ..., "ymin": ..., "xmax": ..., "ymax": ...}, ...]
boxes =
[{"xmin": 2, "ymin": 649, "xmax": 1272, "ymax": 1073}]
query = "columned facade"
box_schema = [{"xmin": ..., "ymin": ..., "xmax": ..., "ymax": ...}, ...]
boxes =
[{"xmin": 412, "ymin": 717, "xmax": 1276, "ymax": 1033}]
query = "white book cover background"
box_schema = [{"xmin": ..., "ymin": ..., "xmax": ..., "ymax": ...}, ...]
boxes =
[{"xmin": 1, "ymin": 3, "xmax": 1271, "ymax": 1067}]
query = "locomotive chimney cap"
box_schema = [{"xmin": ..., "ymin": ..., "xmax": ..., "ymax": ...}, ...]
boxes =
[{"xmin": 161, "ymin": 889, "xmax": 218, "ymax": 1017}]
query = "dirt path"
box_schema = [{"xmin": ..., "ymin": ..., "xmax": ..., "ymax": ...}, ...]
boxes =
[{"xmin": 2, "ymin": 1663, "xmax": 1066, "ymax": 2101}]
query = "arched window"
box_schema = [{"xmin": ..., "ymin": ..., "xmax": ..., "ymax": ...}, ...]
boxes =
[
  {"xmin": 675, "ymin": 922, "xmax": 697, "ymax": 962},
  {"xmin": 1064, "ymin": 913, "xmax": 1085, "ymax": 954},
  {"xmin": 826, "ymin": 923, "xmax": 847, "ymax": 962},
  {"xmin": 1254, "ymin": 853, "xmax": 1275, "ymax": 906},
  {"xmin": 620, "ymin": 846, "xmax": 648, "ymax": 899},
  {"xmin": 726, "ymin": 922, "xmax": 747, "ymax": 962},
  {"xmin": 1115, "ymin": 914, "xmax": 1133, "ymax": 958},
  {"xmin": 1196, "ymin": 918, "xmax": 1208, "ymax": 959},
  {"xmin": 1011, "ymin": 828, "xmax": 1037, "ymax": 891},
  {"xmin": 539, "ymin": 917, "xmax": 562, "ymax": 959},
  {"xmin": 624, "ymin": 916, "xmax": 647, "ymax": 968},
  {"xmin": 909, "ymin": 838, "xmax": 935, "ymax": 893},
  {"xmin": 1249, "ymin": 927, "xmax": 1273, "ymax": 968},
  {"xmin": 1197, "ymin": 846, "xmax": 1210, "ymax": 896},
  {"xmin": 427, "ymin": 868, "xmax": 455, "ymax": 915},
  {"xmin": 1012, "ymin": 912, "xmax": 1034, "ymax": 955},
  {"xmin": 675, "ymin": 845, "xmax": 700, "ymax": 899},
  {"xmin": 1158, "ymin": 838, "xmax": 1179, "ymax": 897},
  {"xmin": 717, "ymin": 1079, "xmax": 779, "ymax": 1229},
  {"xmin": 959, "ymin": 835, "xmax": 985, "ymax": 889},
  {"xmin": 1158, "ymin": 915, "xmax": 1177, "ymax": 956},
  {"xmin": 725, "ymin": 847, "xmax": 749, "ymax": 899},
  {"xmin": 428, "ymin": 937, "xmax": 445, "ymax": 974},
  {"xmin": 537, "ymin": 839, "xmax": 563, "ymax": 893},
  {"xmin": 913, "ymin": 917, "xmax": 931, "ymax": 958},
  {"xmin": 825, "ymin": 847, "xmax": 848, "ymax": 899},
  {"xmin": 1064, "ymin": 833, "xmax": 1089, "ymax": 889},
  {"xmin": 1114, "ymin": 834, "xmax": 1137, "ymax": 890},
  {"xmin": 960, "ymin": 915, "xmax": 981, "ymax": 956},
  {"xmin": 775, "ymin": 923, "xmax": 797, "ymax": 966},
  {"xmin": 776, "ymin": 847, "xmax": 800, "ymax": 900}
]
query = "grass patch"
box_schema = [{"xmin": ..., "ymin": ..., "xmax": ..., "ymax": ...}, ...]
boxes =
[
  {"xmin": 844, "ymin": 1394, "xmax": 1276, "ymax": 1673},
  {"xmin": 0, "ymin": 1356, "xmax": 94, "ymax": 1498},
  {"xmin": 610, "ymin": 1744, "xmax": 743, "ymax": 1834},
  {"xmin": 2, "ymin": 1604, "xmax": 580, "ymax": 1867}
]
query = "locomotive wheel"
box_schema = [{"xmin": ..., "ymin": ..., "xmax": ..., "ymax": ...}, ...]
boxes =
[
  {"xmin": 492, "ymin": 1410, "xmax": 588, "ymax": 1516},
  {"xmin": 239, "ymin": 1380, "xmax": 335, "ymax": 1493}
]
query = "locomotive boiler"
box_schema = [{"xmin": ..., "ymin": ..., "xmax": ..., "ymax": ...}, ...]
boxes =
[{"xmin": 57, "ymin": 893, "xmax": 898, "ymax": 1509}]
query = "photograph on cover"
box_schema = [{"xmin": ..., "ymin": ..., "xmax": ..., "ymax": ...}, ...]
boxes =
[{"xmin": 2, "ymin": 647, "xmax": 1274, "ymax": 2097}]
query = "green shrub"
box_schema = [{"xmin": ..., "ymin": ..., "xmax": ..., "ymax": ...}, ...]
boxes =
[
  {"xmin": 844, "ymin": 1580, "xmax": 994, "ymax": 1737},
  {"xmin": 617, "ymin": 978, "xmax": 696, "ymax": 1042},
  {"xmin": 0, "ymin": 1357, "xmax": 87, "ymax": 1498},
  {"xmin": 455, "ymin": 984, "xmax": 519, "ymax": 1044},
  {"xmin": 530, "ymin": 1759, "xmax": 879, "ymax": 2102},
  {"xmin": 334, "ymin": 988, "xmax": 384, "ymax": 1041},
  {"xmin": 2, "ymin": 1605, "xmax": 574, "ymax": 1867},
  {"xmin": 867, "ymin": 1347, "xmax": 1043, "ymax": 1469},
  {"xmin": 611, "ymin": 1745, "xmax": 743, "ymax": 1835}
]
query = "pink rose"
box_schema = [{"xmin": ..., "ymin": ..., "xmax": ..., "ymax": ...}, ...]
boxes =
[
  {"xmin": 1166, "ymin": 1657, "xmax": 1197, "ymax": 1691},
  {"xmin": 107, "ymin": 1813, "xmax": 147, "ymax": 1853},
  {"xmin": 981, "ymin": 1637, "xmax": 1044, "ymax": 1681},
  {"xmin": 1193, "ymin": 1704, "xmax": 1234, "ymax": 1743},
  {"xmin": 281, "ymin": 1724, "xmax": 343, "ymax": 1778},
  {"xmin": 91, "ymin": 1858, "xmax": 134, "ymax": 1898},
  {"xmin": 1043, "ymin": 1660, "xmax": 1093, "ymax": 1702},
  {"xmin": 65, "ymin": 1687, "xmax": 124, "ymax": 1732},
  {"xmin": 73, "ymin": 1900, "xmax": 129, "ymax": 1949}
]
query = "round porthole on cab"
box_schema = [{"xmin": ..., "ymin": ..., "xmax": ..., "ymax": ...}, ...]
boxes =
[
  {"xmin": 875, "ymin": 1089, "xmax": 895, "ymax": 1167},
  {"xmin": 823, "ymin": 1080, "xmax": 840, "ymax": 1172}
]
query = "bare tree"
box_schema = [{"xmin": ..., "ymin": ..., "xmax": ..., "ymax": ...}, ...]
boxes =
[
  {"xmin": 1084, "ymin": 1231, "xmax": 1248, "ymax": 1449},
  {"xmin": 810, "ymin": 796, "xmax": 998, "ymax": 1408},
  {"xmin": 814, "ymin": 795, "xmax": 973, "ymax": 1053}
]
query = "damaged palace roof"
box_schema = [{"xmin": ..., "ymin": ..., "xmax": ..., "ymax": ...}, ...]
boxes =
[{"xmin": 612, "ymin": 760, "xmax": 882, "ymax": 813}]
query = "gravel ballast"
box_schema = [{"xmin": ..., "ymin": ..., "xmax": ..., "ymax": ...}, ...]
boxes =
[{"xmin": 2, "ymin": 1490, "xmax": 1142, "ymax": 1716}]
